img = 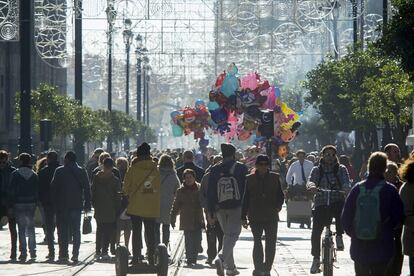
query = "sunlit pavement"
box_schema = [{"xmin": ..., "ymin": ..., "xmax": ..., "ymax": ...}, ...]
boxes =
[{"xmin": 0, "ymin": 205, "xmax": 410, "ymax": 276}]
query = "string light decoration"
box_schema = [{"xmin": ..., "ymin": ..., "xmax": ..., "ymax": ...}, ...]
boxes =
[{"xmin": 0, "ymin": 0, "xmax": 19, "ymax": 41}]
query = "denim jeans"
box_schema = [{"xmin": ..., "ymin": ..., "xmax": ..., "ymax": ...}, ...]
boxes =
[
  {"xmin": 184, "ymin": 229, "xmax": 202, "ymax": 262},
  {"xmin": 14, "ymin": 203, "xmax": 36, "ymax": 256},
  {"xmin": 56, "ymin": 208, "xmax": 81, "ymax": 259},
  {"xmin": 216, "ymin": 207, "xmax": 242, "ymax": 270},
  {"xmin": 155, "ymin": 223, "xmax": 170, "ymax": 246}
]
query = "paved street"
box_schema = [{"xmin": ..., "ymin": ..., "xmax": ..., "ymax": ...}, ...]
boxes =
[{"xmin": 0, "ymin": 205, "xmax": 410, "ymax": 276}]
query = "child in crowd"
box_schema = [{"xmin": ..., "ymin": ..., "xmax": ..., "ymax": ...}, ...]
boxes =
[{"xmin": 170, "ymin": 169, "xmax": 204, "ymax": 265}]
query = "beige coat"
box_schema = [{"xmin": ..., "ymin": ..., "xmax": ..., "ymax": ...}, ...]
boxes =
[
  {"xmin": 400, "ymin": 182, "xmax": 414, "ymax": 256},
  {"xmin": 170, "ymin": 183, "xmax": 204, "ymax": 231}
]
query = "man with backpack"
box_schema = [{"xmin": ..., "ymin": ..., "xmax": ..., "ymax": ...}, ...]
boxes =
[
  {"xmin": 341, "ymin": 151, "xmax": 404, "ymax": 276},
  {"xmin": 307, "ymin": 145, "xmax": 350, "ymax": 274},
  {"xmin": 207, "ymin": 143, "xmax": 248, "ymax": 276}
]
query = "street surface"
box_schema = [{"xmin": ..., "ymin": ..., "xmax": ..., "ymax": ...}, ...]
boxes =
[{"xmin": 0, "ymin": 205, "xmax": 410, "ymax": 276}]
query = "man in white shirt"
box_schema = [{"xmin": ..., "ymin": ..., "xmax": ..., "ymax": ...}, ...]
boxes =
[
  {"xmin": 285, "ymin": 150, "xmax": 314, "ymax": 228},
  {"xmin": 285, "ymin": 150, "xmax": 314, "ymax": 186}
]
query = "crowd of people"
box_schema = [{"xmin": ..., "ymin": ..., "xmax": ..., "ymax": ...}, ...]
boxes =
[{"xmin": 0, "ymin": 141, "xmax": 413, "ymax": 276}]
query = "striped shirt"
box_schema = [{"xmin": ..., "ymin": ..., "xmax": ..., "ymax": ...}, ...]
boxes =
[{"xmin": 307, "ymin": 163, "xmax": 350, "ymax": 208}]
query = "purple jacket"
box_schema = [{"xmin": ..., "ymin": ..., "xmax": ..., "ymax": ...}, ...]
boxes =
[{"xmin": 341, "ymin": 175, "xmax": 404, "ymax": 264}]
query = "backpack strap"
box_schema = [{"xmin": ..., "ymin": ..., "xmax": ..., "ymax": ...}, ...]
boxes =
[{"xmin": 229, "ymin": 162, "xmax": 237, "ymax": 175}]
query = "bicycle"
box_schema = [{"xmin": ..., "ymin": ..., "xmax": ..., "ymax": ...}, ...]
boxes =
[{"xmin": 316, "ymin": 188, "xmax": 344, "ymax": 276}]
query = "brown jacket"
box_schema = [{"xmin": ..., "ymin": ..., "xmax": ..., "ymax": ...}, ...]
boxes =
[
  {"xmin": 170, "ymin": 183, "xmax": 204, "ymax": 231},
  {"xmin": 242, "ymin": 171, "xmax": 285, "ymax": 223},
  {"xmin": 400, "ymin": 182, "xmax": 414, "ymax": 256}
]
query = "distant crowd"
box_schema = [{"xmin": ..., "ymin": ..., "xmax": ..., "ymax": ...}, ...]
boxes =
[{"xmin": 0, "ymin": 142, "xmax": 413, "ymax": 276}]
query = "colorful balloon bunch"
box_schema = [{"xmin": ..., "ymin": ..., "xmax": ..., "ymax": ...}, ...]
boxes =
[
  {"xmin": 169, "ymin": 64, "xmax": 302, "ymax": 154},
  {"xmin": 170, "ymin": 100, "xmax": 210, "ymax": 140},
  {"xmin": 207, "ymin": 63, "xmax": 302, "ymax": 146}
]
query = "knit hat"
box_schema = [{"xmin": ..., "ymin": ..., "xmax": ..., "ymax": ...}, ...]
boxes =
[
  {"xmin": 255, "ymin": 154, "xmax": 270, "ymax": 165},
  {"xmin": 137, "ymin": 142, "xmax": 151, "ymax": 156},
  {"xmin": 221, "ymin": 143, "xmax": 236, "ymax": 158}
]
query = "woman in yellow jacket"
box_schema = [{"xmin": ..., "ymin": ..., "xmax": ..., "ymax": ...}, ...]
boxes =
[{"xmin": 123, "ymin": 142, "xmax": 161, "ymax": 265}]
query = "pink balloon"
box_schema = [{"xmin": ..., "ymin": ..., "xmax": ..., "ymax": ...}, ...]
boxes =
[
  {"xmin": 261, "ymin": 86, "xmax": 276, "ymax": 109},
  {"xmin": 224, "ymin": 112, "xmax": 238, "ymax": 142},
  {"xmin": 240, "ymin": 73, "xmax": 258, "ymax": 90}
]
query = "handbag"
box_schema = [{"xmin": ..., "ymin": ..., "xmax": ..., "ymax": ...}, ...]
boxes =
[{"xmin": 82, "ymin": 213, "xmax": 92, "ymax": 234}]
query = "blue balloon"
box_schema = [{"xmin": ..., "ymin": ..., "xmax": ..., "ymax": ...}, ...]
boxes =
[
  {"xmin": 195, "ymin": 99, "xmax": 205, "ymax": 107},
  {"xmin": 211, "ymin": 108, "xmax": 228, "ymax": 124},
  {"xmin": 207, "ymin": 101, "xmax": 220, "ymax": 111},
  {"xmin": 221, "ymin": 75, "xmax": 239, "ymax": 97},
  {"xmin": 170, "ymin": 110, "xmax": 181, "ymax": 119},
  {"xmin": 275, "ymin": 87, "xmax": 281, "ymax": 98}
]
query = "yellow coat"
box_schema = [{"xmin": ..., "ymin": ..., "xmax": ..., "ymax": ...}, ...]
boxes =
[{"xmin": 123, "ymin": 159, "xmax": 160, "ymax": 218}]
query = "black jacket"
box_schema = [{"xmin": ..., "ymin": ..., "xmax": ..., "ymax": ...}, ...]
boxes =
[
  {"xmin": 8, "ymin": 167, "xmax": 39, "ymax": 206},
  {"xmin": 176, "ymin": 162, "xmax": 205, "ymax": 183},
  {"xmin": 0, "ymin": 164, "xmax": 16, "ymax": 207},
  {"xmin": 242, "ymin": 171, "xmax": 284, "ymax": 223},
  {"xmin": 38, "ymin": 162, "xmax": 60, "ymax": 207},
  {"xmin": 51, "ymin": 162, "xmax": 91, "ymax": 211}
]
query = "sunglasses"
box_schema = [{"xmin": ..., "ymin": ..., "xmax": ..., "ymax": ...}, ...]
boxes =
[
  {"xmin": 257, "ymin": 162, "xmax": 269, "ymax": 166},
  {"xmin": 323, "ymin": 153, "xmax": 336, "ymax": 157}
]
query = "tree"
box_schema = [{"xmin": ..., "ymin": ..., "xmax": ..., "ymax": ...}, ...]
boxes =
[
  {"xmin": 304, "ymin": 46, "xmax": 413, "ymax": 158},
  {"xmin": 378, "ymin": 0, "xmax": 414, "ymax": 80},
  {"xmin": 15, "ymin": 83, "xmax": 156, "ymax": 153}
]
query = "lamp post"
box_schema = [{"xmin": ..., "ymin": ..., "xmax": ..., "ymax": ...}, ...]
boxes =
[
  {"xmin": 141, "ymin": 50, "xmax": 149, "ymax": 125},
  {"xmin": 123, "ymin": 18, "xmax": 133, "ymax": 151},
  {"xmin": 106, "ymin": 0, "xmax": 116, "ymax": 152},
  {"xmin": 19, "ymin": 0, "xmax": 33, "ymax": 154},
  {"xmin": 135, "ymin": 36, "xmax": 144, "ymax": 122},
  {"xmin": 145, "ymin": 65, "xmax": 151, "ymax": 126}
]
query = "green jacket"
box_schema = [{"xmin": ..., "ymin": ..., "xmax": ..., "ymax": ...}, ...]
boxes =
[{"xmin": 92, "ymin": 171, "xmax": 121, "ymax": 223}]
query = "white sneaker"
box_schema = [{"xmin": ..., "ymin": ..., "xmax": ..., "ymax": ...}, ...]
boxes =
[
  {"xmin": 215, "ymin": 258, "xmax": 225, "ymax": 276},
  {"xmin": 226, "ymin": 268, "xmax": 240, "ymax": 275}
]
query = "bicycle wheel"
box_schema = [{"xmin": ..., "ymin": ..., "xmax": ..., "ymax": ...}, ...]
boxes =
[{"xmin": 322, "ymin": 238, "xmax": 333, "ymax": 276}]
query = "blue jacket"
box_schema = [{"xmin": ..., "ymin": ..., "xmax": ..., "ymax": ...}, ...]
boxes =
[
  {"xmin": 8, "ymin": 166, "xmax": 39, "ymax": 206},
  {"xmin": 207, "ymin": 160, "xmax": 248, "ymax": 214},
  {"xmin": 341, "ymin": 175, "xmax": 404, "ymax": 264}
]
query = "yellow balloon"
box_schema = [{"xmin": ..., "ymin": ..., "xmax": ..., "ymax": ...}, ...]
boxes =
[{"xmin": 280, "ymin": 102, "xmax": 299, "ymax": 130}]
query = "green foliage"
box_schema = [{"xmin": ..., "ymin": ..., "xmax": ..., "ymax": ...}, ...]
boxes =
[
  {"xmin": 378, "ymin": 0, "xmax": 414, "ymax": 80},
  {"xmin": 15, "ymin": 83, "xmax": 155, "ymax": 145},
  {"xmin": 361, "ymin": 61, "xmax": 413, "ymax": 127},
  {"xmin": 304, "ymin": 46, "xmax": 413, "ymax": 134}
]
